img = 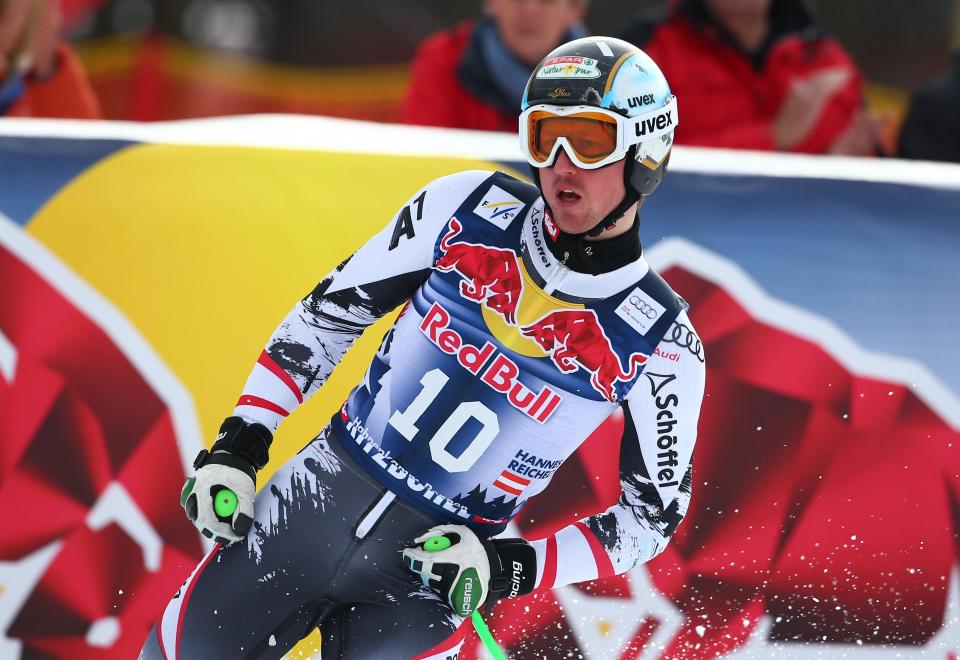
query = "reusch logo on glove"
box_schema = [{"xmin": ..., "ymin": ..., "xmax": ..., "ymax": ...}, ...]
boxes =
[{"xmin": 453, "ymin": 569, "xmax": 481, "ymax": 617}]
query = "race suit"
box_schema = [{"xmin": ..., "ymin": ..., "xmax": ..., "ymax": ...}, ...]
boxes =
[{"xmin": 140, "ymin": 170, "xmax": 706, "ymax": 659}]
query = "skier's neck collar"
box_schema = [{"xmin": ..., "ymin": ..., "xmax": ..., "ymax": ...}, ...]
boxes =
[{"xmin": 545, "ymin": 213, "xmax": 643, "ymax": 275}]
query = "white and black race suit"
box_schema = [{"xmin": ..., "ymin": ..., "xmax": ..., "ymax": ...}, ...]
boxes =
[{"xmin": 140, "ymin": 170, "xmax": 706, "ymax": 659}]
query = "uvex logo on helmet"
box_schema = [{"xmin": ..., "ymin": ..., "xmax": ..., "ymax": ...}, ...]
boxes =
[{"xmin": 634, "ymin": 109, "xmax": 674, "ymax": 137}]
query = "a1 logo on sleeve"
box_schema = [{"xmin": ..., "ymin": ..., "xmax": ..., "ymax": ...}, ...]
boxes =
[
  {"xmin": 616, "ymin": 287, "xmax": 666, "ymax": 335},
  {"xmin": 473, "ymin": 185, "xmax": 525, "ymax": 230}
]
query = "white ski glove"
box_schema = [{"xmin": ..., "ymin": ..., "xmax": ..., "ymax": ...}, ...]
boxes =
[
  {"xmin": 402, "ymin": 524, "xmax": 537, "ymax": 617},
  {"xmin": 181, "ymin": 417, "xmax": 272, "ymax": 545}
]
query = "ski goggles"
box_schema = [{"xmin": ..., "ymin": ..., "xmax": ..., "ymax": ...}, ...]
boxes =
[{"xmin": 519, "ymin": 96, "xmax": 678, "ymax": 170}]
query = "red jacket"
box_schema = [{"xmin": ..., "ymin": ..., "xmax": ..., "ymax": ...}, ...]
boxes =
[
  {"xmin": 622, "ymin": 1, "xmax": 863, "ymax": 153},
  {"xmin": 5, "ymin": 43, "xmax": 101, "ymax": 119},
  {"xmin": 401, "ymin": 21, "xmax": 516, "ymax": 132}
]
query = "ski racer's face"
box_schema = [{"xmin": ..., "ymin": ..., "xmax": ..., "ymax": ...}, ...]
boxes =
[{"xmin": 539, "ymin": 149, "xmax": 635, "ymax": 239}]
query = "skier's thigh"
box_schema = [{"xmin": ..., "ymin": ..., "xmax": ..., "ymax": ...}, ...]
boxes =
[
  {"xmin": 319, "ymin": 596, "xmax": 467, "ymax": 659},
  {"xmin": 141, "ymin": 539, "xmax": 324, "ymax": 659},
  {"xmin": 142, "ymin": 436, "xmax": 350, "ymax": 658}
]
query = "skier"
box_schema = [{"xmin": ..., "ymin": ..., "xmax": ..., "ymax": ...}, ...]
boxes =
[{"xmin": 141, "ymin": 35, "xmax": 705, "ymax": 659}]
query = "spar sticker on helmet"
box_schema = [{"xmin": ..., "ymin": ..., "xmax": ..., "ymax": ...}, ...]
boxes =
[{"xmin": 536, "ymin": 56, "xmax": 601, "ymax": 79}]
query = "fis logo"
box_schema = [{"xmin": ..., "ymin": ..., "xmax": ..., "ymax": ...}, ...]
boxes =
[{"xmin": 473, "ymin": 185, "xmax": 525, "ymax": 229}]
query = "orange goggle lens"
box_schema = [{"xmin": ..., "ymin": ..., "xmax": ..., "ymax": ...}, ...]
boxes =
[{"xmin": 527, "ymin": 111, "xmax": 620, "ymax": 164}]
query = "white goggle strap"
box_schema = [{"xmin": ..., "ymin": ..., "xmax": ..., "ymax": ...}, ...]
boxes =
[{"xmin": 623, "ymin": 96, "xmax": 679, "ymax": 147}]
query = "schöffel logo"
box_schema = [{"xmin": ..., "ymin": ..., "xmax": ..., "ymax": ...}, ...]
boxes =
[
  {"xmin": 615, "ymin": 287, "xmax": 666, "ymax": 335},
  {"xmin": 473, "ymin": 185, "xmax": 525, "ymax": 229},
  {"xmin": 528, "ymin": 208, "xmax": 552, "ymax": 268},
  {"xmin": 644, "ymin": 372, "xmax": 681, "ymax": 489}
]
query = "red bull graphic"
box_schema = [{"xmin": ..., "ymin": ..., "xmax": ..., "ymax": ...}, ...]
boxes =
[
  {"xmin": 522, "ymin": 309, "xmax": 649, "ymax": 402},
  {"xmin": 0, "ymin": 223, "xmax": 204, "ymax": 658},
  {"xmin": 435, "ymin": 218, "xmax": 524, "ymax": 324}
]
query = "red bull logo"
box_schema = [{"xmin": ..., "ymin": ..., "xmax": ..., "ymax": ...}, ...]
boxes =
[
  {"xmin": 435, "ymin": 218, "xmax": 524, "ymax": 324},
  {"xmin": 420, "ymin": 302, "xmax": 562, "ymax": 423},
  {"xmin": 521, "ymin": 309, "xmax": 648, "ymax": 402}
]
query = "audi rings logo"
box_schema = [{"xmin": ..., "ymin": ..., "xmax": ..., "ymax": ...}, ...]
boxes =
[
  {"xmin": 629, "ymin": 295, "xmax": 659, "ymax": 319},
  {"xmin": 663, "ymin": 321, "xmax": 705, "ymax": 362},
  {"xmin": 615, "ymin": 287, "xmax": 666, "ymax": 335}
]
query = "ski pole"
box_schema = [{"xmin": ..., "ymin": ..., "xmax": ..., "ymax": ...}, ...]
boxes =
[
  {"xmin": 471, "ymin": 610, "xmax": 507, "ymax": 660},
  {"xmin": 423, "ymin": 535, "xmax": 507, "ymax": 660}
]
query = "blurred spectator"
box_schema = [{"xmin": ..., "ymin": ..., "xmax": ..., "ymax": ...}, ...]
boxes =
[
  {"xmin": 401, "ymin": 0, "xmax": 588, "ymax": 131},
  {"xmin": 0, "ymin": 0, "xmax": 100, "ymax": 118},
  {"xmin": 620, "ymin": 0, "xmax": 884, "ymax": 155},
  {"xmin": 897, "ymin": 49, "xmax": 960, "ymax": 163}
]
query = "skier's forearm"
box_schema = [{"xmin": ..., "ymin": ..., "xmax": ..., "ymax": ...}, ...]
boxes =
[
  {"xmin": 527, "ymin": 485, "xmax": 686, "ymax": 590},
  {"xmin": 232, "ymin": 294, "xmax": 366, "ymax": 431}
]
